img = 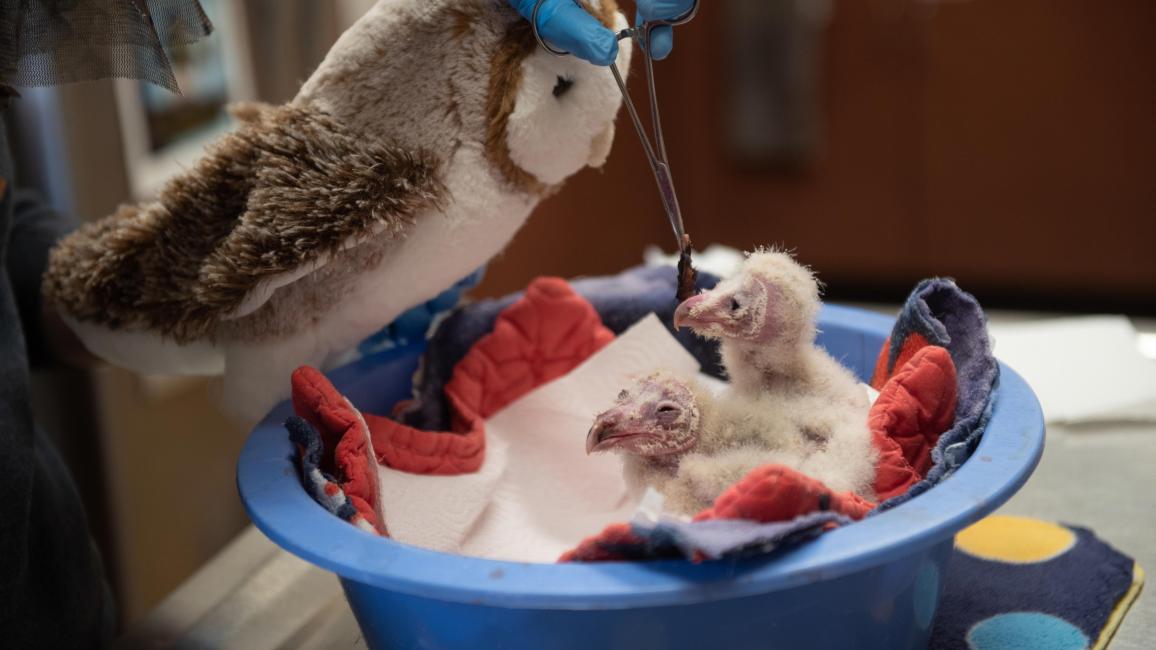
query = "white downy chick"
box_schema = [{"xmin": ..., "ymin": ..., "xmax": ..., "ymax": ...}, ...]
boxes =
[
  {"xmin": 674, "ymin": 249, "xmax": 869, "ymax": 413},
  {"xmin": 587, "ymin": 371, "xmax": 877, "ymax": 516}
]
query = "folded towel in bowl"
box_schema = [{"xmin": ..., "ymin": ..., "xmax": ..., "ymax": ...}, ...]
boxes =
[
  {"xmin": 930, "ymin": 515, "xmax": 1144, "ymax": 650},
  {"xmin": 287, "ymin": 275, "xmax": 987, "ymax": 562},
  {"xmin": 869, "ymin": 278, "xmax": 999, "ymax": 514}
]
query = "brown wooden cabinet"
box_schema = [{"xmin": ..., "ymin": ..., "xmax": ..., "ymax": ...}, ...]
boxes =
[{"xmin": 478, "ymin": 0, "xmax": 1156, "ymax": 313}]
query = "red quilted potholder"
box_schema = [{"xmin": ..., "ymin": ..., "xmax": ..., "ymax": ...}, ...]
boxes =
[
  {"xmin": 291, "ymin": 277, "xmax": 615, "ymax": 533},
  {"xmin": 871, "ymin": 346, "xmax": 958, "ymax": 501},
  {"xmin": 696, "ymin": 342, "xmax": 958, "ymax": 525}
]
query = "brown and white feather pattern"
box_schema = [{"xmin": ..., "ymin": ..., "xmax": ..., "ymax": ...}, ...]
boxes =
[{"xmin": 44, "ymin": 102, "xmax": 446, "ymax": 343}]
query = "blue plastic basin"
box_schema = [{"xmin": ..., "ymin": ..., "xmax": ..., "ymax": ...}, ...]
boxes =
[{"xmin": 238, "ymin": 304, "xmax": 1044, "ymax": 650}]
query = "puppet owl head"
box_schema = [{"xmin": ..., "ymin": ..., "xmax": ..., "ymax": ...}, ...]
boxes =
[
  {"xmin": 44, "ymin": 0, "xmax": 632, "ymax": 420},
  {"xmin": 297, "ymin": 0, "xmax": 631, "ymax": 192}
]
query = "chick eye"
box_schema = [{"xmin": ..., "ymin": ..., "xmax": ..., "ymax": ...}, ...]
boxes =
[
  {"xmin": 730, "ymin": 298, "xmax": 741, "ymax": 311},
  {"xmin": 656, "ymin": 403, "xmax": 679, "ymax": 414},
  {"xmin": 553, "ymin": 75, "xmax": 574, "ymax": 98}
]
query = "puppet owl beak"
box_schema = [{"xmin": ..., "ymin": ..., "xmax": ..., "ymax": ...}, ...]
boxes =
[{"xmin": 587, "ymin": 123, "xmax": 615, "ymax": 168}]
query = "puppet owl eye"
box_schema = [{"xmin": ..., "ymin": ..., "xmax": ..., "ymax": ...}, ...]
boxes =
[{"xmin": 553, "ymin": 75, "xmax": 574, "ymax": 98}]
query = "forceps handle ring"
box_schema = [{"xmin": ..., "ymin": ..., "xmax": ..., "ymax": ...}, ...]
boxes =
[
  {"xmin": 531, "ymin": 0, "xmax": 570, "ymax": 56},
  {"xmin": 530, "ymin": 0, "xmax": 694, "ymax": 247},
  {"xmin": 530, "ymin": 0, "xmax": 699, "ymax": 60}
]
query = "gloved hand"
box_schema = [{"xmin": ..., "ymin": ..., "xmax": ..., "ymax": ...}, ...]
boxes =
[
  {"xmin": 634, "ymin": 0, "xmax": 696, "ymax": 60},
  {"xmin": 508, "ymin": 0, "xmax": 695, "ymax": 65}
]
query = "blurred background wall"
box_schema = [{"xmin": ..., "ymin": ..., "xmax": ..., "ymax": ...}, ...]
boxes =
[
  {"xmin": 478, "ymin": 0, "xmax": 1156, "ymax": 311},
  {"xmin": 7, "ymin": 0, "xmax": 1153, "ymax": 628}
]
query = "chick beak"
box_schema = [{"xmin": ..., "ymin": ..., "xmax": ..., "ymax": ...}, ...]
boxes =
[
  {"xmin": 673, "ymin": 293, "xmax": 709, "ymax": 330},
  {"xmin": 586, "ymin": 420, "xmax": 611, "ymax": 454},
  {"xmin": 587, "ymin": 411, "xmax": 626, "ymax": 454}
]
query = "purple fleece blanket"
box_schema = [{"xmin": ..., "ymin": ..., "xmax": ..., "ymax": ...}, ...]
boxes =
[{"xmin": 871, "ymin": 278, "xmax": 999, "ymax": 513}]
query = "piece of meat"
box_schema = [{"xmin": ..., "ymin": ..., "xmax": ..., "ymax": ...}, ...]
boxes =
[{"xmin": 676, "ymin": 234, "xmax": 697, "ymax": 302}]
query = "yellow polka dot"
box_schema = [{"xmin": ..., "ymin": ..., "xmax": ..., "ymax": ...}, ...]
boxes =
[{"xmin": 956, "ymin": 516, "xmax": 1076, "ymax": 564}]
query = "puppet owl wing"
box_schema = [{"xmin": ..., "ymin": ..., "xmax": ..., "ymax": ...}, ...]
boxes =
[{"xmin": 43, "ymin": 102, "xmax": 446, "ymax": 375}]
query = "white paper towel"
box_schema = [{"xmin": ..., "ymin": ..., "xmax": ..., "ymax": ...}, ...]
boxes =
[
  {"xmin": 377, "ymin": 314, "xmax": 702, "ymax": 561},
  {"xmin": 989, "ymin": 316, "xmax": 1156, "ymax": 424}
]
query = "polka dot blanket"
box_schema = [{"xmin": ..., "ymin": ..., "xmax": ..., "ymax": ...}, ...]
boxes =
[{"xmin": 931, "ymin": 515, "xmax": 1143, "ymax": 650}]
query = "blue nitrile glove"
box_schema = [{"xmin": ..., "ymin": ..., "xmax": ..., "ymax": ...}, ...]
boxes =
[
  {"xmin": 635, "ymin": 0, "xmax": 696, "ymax": 60},
  {"xmin": 509, "ymin": 0, "xmax": 694, "ymax": 65},
  {"xmin": 356, "ymin": 267, "xmax": 487, "ymax": 357},
  {"xmin": 509, "ymin": 0, "xmax": 618, "ymax": 65}
]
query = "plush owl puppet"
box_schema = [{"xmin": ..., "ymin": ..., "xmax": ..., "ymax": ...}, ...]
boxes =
[{"xmin": 43, "ymin": 0, "xmax": 632, "ymax": 419}]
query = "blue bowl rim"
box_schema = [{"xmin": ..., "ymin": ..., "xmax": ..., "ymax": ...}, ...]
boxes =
[{"xmin": 237, "ymin": 304, "xmax": 1045, "ymax": 610}]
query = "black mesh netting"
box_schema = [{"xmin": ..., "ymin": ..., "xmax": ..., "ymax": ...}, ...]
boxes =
[{"xmin": 0, "ymin": 0, "xmax": 213, "ymax": 93}]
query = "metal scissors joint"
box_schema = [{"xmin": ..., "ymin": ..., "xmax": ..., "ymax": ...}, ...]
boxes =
[{"xmin": 531, "ymin": 0, "xmax": 698, "ymax": 249}]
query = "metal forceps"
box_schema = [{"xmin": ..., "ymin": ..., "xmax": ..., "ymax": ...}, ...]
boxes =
[{"xmin": 531, "ymin": 0, "xmax": 699, "ymax": 250}]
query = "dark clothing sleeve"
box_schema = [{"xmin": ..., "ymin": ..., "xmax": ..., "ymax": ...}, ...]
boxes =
[
  {"xmin": 1, "ymin": 125, "xmax": 113, "ymax": 648},
  {"xmin": 6, "ymin": 188, "xmax": 77, "ymax": 368}
]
